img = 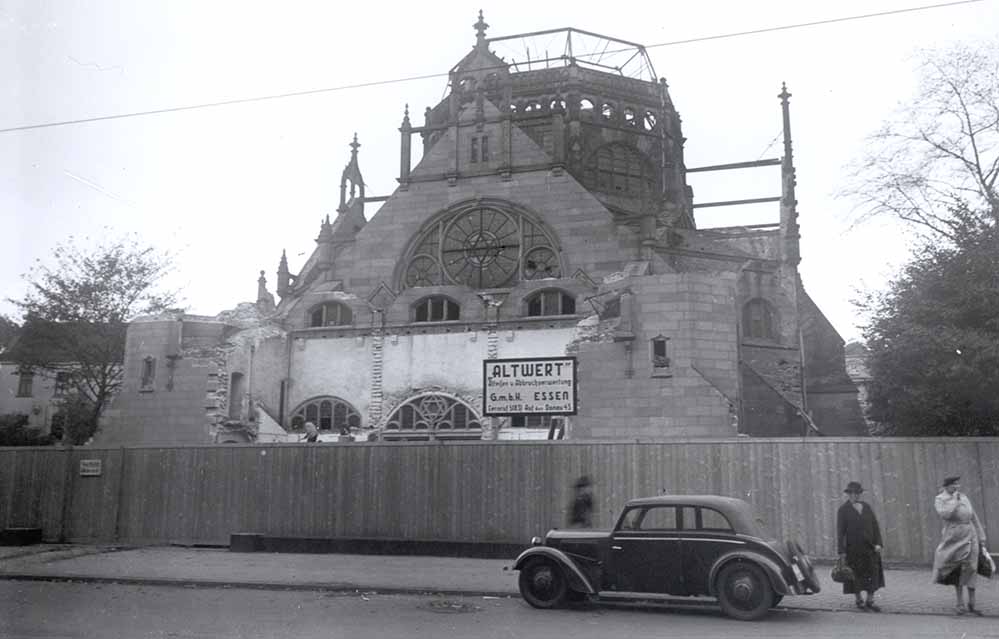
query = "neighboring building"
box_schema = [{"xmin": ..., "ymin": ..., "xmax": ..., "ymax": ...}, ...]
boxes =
[
  {"xmin": 844, "ymin": 341, "xmax": 874, "ymax": 432},
  {"xmin": 0, "ymin": 322, "xmax": 109, "ymax": 436},
  {"xmin": 0, "ymin": 361, "xmax": 65, "ymax": 433},
  {"xmin": 97, "ymin": 16, "xmax": 865, "ymax": 445}
]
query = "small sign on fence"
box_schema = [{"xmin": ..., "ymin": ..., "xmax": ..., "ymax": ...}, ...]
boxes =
[{"xmin": 79, "ymin": 459, "xmax": 102, "ymax": 477}]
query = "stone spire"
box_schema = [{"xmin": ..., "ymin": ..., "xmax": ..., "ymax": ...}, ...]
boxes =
[
  {"xmin": 316, "ymin": 214, "xmax": 334, "ymax": 270},
  {"xmin": 779, "ymin": 83, "xmax": 801, "ymax": 267},
  {"xmin": 338, "ymin": 133, "xmax": 365, "ymax": 216},
  {"xmin": 400, "ymin": 104, "xmax": 412, "ymax": 187},
  {"xmin": 256, "ymin": 270, "xmax": 275, "ymax": 312},
  {"xmin": 474, "ymin": 10, "xmax": 489, "ymax": 50},
  {"xmin": 277, "ymin": 249, "xmax": 290, "ymax": 298}
]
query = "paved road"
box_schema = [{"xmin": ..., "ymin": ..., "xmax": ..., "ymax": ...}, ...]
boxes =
[{"xmin": 3, "ymin": 581, "xmax": 998, "ymax": 639}]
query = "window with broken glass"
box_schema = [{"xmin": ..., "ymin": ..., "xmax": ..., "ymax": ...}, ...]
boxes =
[
  {"xmin": 309, "ymin": 302, "xmax": 352, "ymax": 328},
  {"xmin": 525, "ymin": 289, "xmax": 576, "ymax": 317}
]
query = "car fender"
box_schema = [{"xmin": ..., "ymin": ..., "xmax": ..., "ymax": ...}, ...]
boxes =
[
  {"xmin": 708, "ymin": 550, "xmax": 791, "ymax": 596},
  {"xmin": 513, "ymin": 546, "xmax": 597, "ymax": 594}
]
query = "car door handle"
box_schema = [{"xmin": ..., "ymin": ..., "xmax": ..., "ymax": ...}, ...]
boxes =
[{"xmin": 612, "ymin": 545, "xmax": 622, "ymax": 550}]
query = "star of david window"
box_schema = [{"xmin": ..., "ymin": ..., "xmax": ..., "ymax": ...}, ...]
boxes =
[
  {"xmin": 382, "ymin": 392, "xmax": 483, "ymax": 441},
  {"xmin": 401, "ymin": 204, "xmax": 562, "ymax": 290}
]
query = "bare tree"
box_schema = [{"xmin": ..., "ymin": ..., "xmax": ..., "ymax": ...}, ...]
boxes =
[{"xmin": 843, "ymin": 41, "xmax": 999, "ymax": 241}]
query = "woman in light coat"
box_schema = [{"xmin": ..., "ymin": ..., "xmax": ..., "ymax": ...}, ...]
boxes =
[{"xmin": 932, "ymin": 476, "xmax": 988, "ymax": 615}]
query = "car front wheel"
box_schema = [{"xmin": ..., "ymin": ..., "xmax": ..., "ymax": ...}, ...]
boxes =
[
  {"xmin": 716, "ymin": 561, "xmax": 775, "ymax": 621},
  {"xmin": 519, "ymin": 559, "xmax": 568, "ymax": 609}
]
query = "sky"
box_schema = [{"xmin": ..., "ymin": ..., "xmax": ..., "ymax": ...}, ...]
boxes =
[{"xmin": 2, "ymin": 0, "xmax": 997, "ymax": 342}]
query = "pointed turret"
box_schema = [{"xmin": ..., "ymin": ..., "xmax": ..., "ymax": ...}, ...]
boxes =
[
  {"xmin": 256, "ymin": 270, "xmax": 275, "ymax": 312},
  {"xmin": 338, "ymin": 133, "xmax": 365, "ymax": 215},
  {"xmin": 399, "ymin": 104, "xmax": 412, "ymax": 187},
  {"xmin": 277, "ymin": 250, "xmax": 291, "ymax": 298},
  {"xmin": 316, "ymin": 214, "xmax": 334, "ymax": 271},
  {"xmin": 779, "ymin": 83, "xmax": 801, "ymax": 267},
  {"xmin": 473, "ymin": 10, "xmax": 489, "ymax": 51}
]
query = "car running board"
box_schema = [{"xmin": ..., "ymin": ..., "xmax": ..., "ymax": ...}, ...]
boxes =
[{"xmin": 597, "ymin": 592, "xmax": 717, "ymax": 604}]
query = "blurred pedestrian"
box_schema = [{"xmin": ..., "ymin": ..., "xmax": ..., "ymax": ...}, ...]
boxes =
[
  {"xmin": 836, "ymin": 481, "xmax": 885, "ymax": 611},
  {"xmin": 567, "ymin": 475, "xmax": 594, "ymax": 528},
  {"xmin": 932, "ymin": 476, "xmax": 989, "ymax": 616},
  {"xmin": 302, "ymin": 421, "xmax": 320, "ymax": 443}
]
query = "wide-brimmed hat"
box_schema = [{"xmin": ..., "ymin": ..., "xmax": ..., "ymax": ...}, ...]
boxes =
[
  {"xmin": 943, "ymin": 476, "xmax": 961, "ymax": 487},
  {"xmin": 844, "ymin": 481, "xmax": 864, "ymax": 494}
]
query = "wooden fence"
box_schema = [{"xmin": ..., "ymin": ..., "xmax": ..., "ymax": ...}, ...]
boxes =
[{"xmin": 2, "ymin": 439, "xmax": 998, "ymax": 563}]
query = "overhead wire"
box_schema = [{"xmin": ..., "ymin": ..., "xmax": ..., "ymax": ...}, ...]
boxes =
[{"xmin": 0, "ymin": 0, "xmax": 984, "ymax": 135}]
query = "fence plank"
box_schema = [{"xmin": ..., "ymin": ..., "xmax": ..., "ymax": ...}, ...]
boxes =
[{"xmin": 5, "ymin": 439, "xmax": 999, "ymax": 562}]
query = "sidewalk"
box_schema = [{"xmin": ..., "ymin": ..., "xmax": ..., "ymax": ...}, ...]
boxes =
[{"xmin": 2, "ymin": 544, "xmax": 998, "ymax": 617}]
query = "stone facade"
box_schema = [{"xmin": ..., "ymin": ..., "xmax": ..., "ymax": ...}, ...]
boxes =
[{"xmin": 97, "ymin": 16, "xmax": 865, "ymax": 445}]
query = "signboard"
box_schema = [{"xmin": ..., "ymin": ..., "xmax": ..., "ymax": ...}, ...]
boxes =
[
  {"xmin": 79, "ymin": 459, "xmax": 102, "ymax": 477},
  {"xmin": 483, "ymin": 356, "xmax": 577, "ymax": 416}
]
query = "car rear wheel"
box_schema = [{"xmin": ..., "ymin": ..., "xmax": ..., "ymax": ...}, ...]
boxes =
[
  {"xmin": 519, "ymin": 559, "xmax": 568, "ymax": 609},
  {"xmin": 716, "ymin": 561, "xmax": 775, "ymax": 621}
]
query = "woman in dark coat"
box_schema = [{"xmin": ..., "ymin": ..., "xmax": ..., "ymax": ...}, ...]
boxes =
[{"xmin": 837, "ymin": 481, "xmax": 886, "ymax": 611}]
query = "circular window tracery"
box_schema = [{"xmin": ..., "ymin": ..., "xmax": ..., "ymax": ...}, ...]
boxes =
[
  {"xmin": 383, "ymin": 392, "xmax": 483, "ymax": 440},
  {"xmin": 401, "ymin": 202, "xmax": 561, "ymax": 290}
]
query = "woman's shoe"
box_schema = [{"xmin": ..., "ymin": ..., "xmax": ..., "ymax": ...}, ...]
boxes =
[
  {"xmin": 967, "ymin": 605, "xmax": 983, "ymax": 616},
  {"xmin": 855, "ymin": 600, "xmax": 867, "ymax": 610},
  {"xmin": 955, "ymin": 604, "xmax": 967, "ymax": 616},
  {"xmin": 865, "ymin": 601, "xmax": 881, "ymax": 612}
]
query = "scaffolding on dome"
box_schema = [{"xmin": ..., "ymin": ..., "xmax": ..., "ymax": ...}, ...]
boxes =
[{"xmin": 464, "ymin": 26, "xmax": 659, "ymax": 83}]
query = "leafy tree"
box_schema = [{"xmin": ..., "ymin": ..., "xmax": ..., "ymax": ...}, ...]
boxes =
[
  {"xmin": 843, "ymin": 41, "xmax": 998, "ymax": 240},
  {"xmin": 0, "ymin": 315, "xmax": 18, "ymax": 352},
  {"xmin": 7, "ymin": 234, "xmax": 178, "ymax": 433},
  {"xmin": 860, "ymin": 212, "xmax": 999, "ymax": 435}
]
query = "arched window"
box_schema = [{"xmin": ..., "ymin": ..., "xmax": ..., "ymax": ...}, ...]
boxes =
[
  {"xmin": 586, "ymin": 143, "xmax": 655, "ymax": 195},
  {"xmin": 643, "ymin": 110, "xmax": 658, "ymax": 131},
  {"xmin": 290, "ymin": 396, "xmax": 362, "ymax": 435},
  {"xmin": 414, "ymin": 296, "xmax": 460, "ymax": 322},
  {"xmin": 525, "ymin": 289, "xmax": 576, "ymax": 317},
  {"xmin": 601, "ymin": 102, "xmax": 616, "ymax": 120},
  {"xmin": 579, "ymin": 98, "xmax": 595, "ymax": 118},
  {"xmin": 550, "ymin": 98, "xmax": 566, "ymax": 112},
  {"xmin": 623, "ymin": 107, "xmax": 637, "ymax": 126},
  {"xmin": 309, "ymin": 302, "xmax": 352, "ymax": 327},
  {"xmin": 524, "ymin": 101, "xmax": 543, "ymax": 113},
  {"xmin": 383, "ymin": 392, "xmax": 482, "ymax": 440},
  {"xmin": 743, "ymin": 298, "xmax": 778, "ymax": 340}
]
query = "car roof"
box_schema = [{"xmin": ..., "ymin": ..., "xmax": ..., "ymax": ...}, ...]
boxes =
[{"xmin": 622, "ymin": 495, "xmax": 760, "ymax": 533}]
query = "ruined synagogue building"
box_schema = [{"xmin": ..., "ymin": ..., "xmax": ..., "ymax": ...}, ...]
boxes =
[{"xmin": 96, "ymin": 15, "xmax": 864, "ymax": 445}]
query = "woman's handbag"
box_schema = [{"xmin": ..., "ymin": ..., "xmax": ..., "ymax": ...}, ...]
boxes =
[
  {"xmin": 831, "ymin": 558, "xmax": 855, "ymax": 584},
  {"xmin": 978, "ymin": 546, "xmax": 995, "ymax": 578}
]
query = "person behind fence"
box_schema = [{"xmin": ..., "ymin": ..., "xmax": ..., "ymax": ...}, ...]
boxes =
[
  {"xmin": 836, "ymin": 481, "xmax": 885, "ymax": 611},
  {"xmin": 302, "ymin": 421, "xmax": 320, "ymax": 443},
  {"xmin": 932, "ymin": 476, "xmax": 989, "ymax": 616},
  {"xmin": 567, "ymin": 475, "xmax": 594, "ymax": 528}
]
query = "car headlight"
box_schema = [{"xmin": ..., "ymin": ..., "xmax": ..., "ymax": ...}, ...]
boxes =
[{"xmin": 531, "ymin": 536, "xmax": 544, "ymax": 546}]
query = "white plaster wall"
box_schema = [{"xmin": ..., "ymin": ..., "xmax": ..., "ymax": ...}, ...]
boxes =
[
  {"xmin": 490, "ymin": 327, "xmax": 576, "ymax": 361},
  {"xmin": 381, "ymin": 331, "xmax": 489, "ymax": 393},
  {"xmin": 380, "ymin": 327, "xmax": 577, "ymax": 397},
  {"xmin": 288, "ymin": 337, "xmax": 372, "ymax": 417}
]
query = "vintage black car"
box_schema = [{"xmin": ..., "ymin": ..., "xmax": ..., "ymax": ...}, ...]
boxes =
[{"xmin": 514, "ymin": 495, "xmax": 820, "ymax": 621}]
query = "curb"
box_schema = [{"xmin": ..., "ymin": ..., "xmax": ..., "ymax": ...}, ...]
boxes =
[
  {"xmin": 1, "ymin": 573, "xmax": 987, "ymax": 618},
  {"xmin": 0, "ymin": 573, "xmax": 516, "ymax": 599}
]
